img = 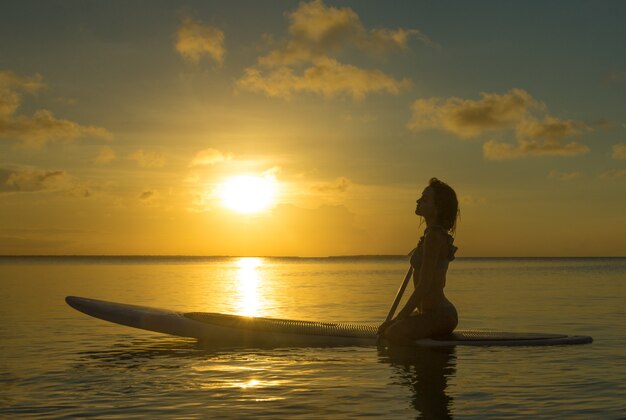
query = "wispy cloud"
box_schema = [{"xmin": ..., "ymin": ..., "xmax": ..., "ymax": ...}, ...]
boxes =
[
  {"xmin": 138, "ymin": 189, "xmax": 159, "ymax": 204},
  {"xmin": 547, "ymin": 170, "xmax": 582, "ymax": 181},
  {"xmin": 516, "ymin": 116, "xmax": 590, "ymax": 142},
  {"xmin": 189, "ymin": 148, "xmax": 231, "ymax": 167},
  {"xmin": 408, "ymin": 88, "xmax": 591, "ymax": 160},
  {"xmin": 0, "ymin": 71, "xmax": 44, "ymax": 120},
  {"xmin": 0, "ymin": 70, "xmax": 111, "ymax": 148},
  {"xmin": 483, "ymin": 138, "xmax": 589, "ymax": 160},
  {"xmin": 95, "ymin": 146, "xmax": 116, "ymax": 165},
  {"xmin": 237, "ymin": 0, "xmax": 425, "ymax": 100},
  {"xmin": 459, "ymin": 194, "xmax": 487, "ymax": 206},
  {"xmin": 175, "ymin": 16, "xmax": 225, "ymax": 64},
  {"xmin": 599, "ymin": 169, "xmax": 626, "ymax": 180},
  {"xmin": 127, "ymin": 149, "xmax": 167, "ymax": 168},
  {"xmin": 312, "ymin": 176, "xmax": 351, "ymax": 193},
  {"xmin": 484, "ymin": 116, "xmax": 590, "ymax": 160},
  {"xmin": 238, "ymin": 57, "xmax": 411, "ymax": 100},
  {"xmin": 0, "ymin": 166, "xmax": 90, "ymax": 196},
  {"xmin": 612, "ymin": 144, "xmax": 626, "ymax": 160},
  {"xmin": 605, "ymin": 70, "xmax": 626, "ymax": 84}
]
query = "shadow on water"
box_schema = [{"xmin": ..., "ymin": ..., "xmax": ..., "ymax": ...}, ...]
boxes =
[
  {"xmin": 378, "ymin": 345, "xmax": 457, "ymax": 419},
  {"xmin": 73, "ymin": 337, "xmax": 324, "ymax": 368},
  {"xmin": 73, "ymin": 338, "xmax": 205, "ymax": 369},
  {"xmin": 75, "ymin": 338, "xmax": 374, "ymax": 366}
]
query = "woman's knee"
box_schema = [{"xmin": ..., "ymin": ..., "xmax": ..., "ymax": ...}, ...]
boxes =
[
  {"xmin": 384, "ymin": 320, "xmax": 412, "ymax": 343},
  {"xmin": 384, "ymin": 318, "xmax": 429, "ymax": 343}
]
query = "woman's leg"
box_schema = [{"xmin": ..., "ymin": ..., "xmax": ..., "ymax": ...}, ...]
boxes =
[{"xmin": 384, "ymin": 308, "xmax": 458, "ymax": 345}]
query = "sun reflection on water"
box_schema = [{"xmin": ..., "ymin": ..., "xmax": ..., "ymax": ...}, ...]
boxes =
[
  {"xmin": 240, "ymin": 379, "xmax": 260, "ymax": 389},
  {"xmin": 235, "ymin": 257, "xmax": 263, "ymax": 316}
]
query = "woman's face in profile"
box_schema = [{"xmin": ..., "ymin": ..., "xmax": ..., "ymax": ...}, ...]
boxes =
[{"xmin": 415, "ymin": 186, "xmax": 436, "ymax": 217}]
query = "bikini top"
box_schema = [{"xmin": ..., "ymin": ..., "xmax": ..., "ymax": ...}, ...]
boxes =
[{"xmin": 410, "ymin": 225, "xmax": 458, "ymax": 271}]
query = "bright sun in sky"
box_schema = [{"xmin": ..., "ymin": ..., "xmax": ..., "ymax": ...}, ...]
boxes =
[{"xmin": 216, "ymin": 175, "xmax": 278, "ymax": 214}]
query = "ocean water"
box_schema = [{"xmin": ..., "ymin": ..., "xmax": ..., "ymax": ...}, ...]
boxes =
[{"xmin": 1, "ymin": 256, "xmax": 624, "ymax": 419}]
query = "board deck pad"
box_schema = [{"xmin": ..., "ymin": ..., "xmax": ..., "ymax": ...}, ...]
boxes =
[
  {"xmin": 185, "ymin": 312, "xmax": 377, "ymax": 338},
  {"xmin": 66, "ymin": 296, "xmax": 593, "ymax": 347},
  {"xmin": 184, "ymin": 312, "xmax": 584, "ymax": 344}
]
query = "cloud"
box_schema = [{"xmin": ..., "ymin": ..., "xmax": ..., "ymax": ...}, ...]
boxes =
[
  {"xmin": 237, "ymin": 0, "xmax": 423, "ymax": 100},
  {"xmin": 0, "ymin": 70, "xmax": 111, "ymax": 148},
  {"xmin": 1, "ymin": 110, "xmax": 111, "ymax": 149},
  {"xmin": 612, "ymin": 144, "xmax": 626, "ymax": 160},
  {"xmin": 263, "ymin": 166, "xmax": 281, "ymax": 177},
  {"xmin": 139, "ymin": 189, "xmax": 158, "ymax": 203},
  {"xmin": 483, "ymin": 115, "xmax": 591, "ymax": 160},
  {"xmin": 547, "ymin": 170, "xmax": 582, "ymax": 181},
  {"xmin": 459, "ymin": 194, "xmax": 487, "ymax": 206},
  {"xmin": 237, "ymin": 56, "xmax": 411, "ymax": 100},
  {"xmin": 175, "ymin": 16, "xmax": 225, "ymax": 64},
  {"xmin": 606, "ymin": 70, "xmax": 626, "ymax": 84},
  {"xmin": 95, "ymin": 146, "xmax": 116, "ymax": 165},
  {"xmin": 0, "ymin": 167, "xmax": 68, "ymax": 193},
  {"xmin": 408, "ymin": 88, "xmax": 591, "ymax": 160},
  {"xmin": 408, "ymin": 89, "xmax": 544, "ymax": 138},
  {"xmin": 286, "ymin": 0, "xmax": 361, "ymax": 55},
  {"xmin": 264, "ymin": 0, "xmax": 434, "ymax": 66},
  {"xmin": 516, "ymin": 116, "xmax": 590, "ymax": 142},
  {"xmin": 483, "ymin": 138, "xmax": 589, "ymax": 160},
  {"xmin": 599, "ymin": 169, "xmax": 626, "ymax": 180},
  {"xmin": 312, "ymin": 176, "xmax": 351, "ymax": 193},
  {"xmin": 189, "ymin": 148, "xmax": 231, "ymax": 167},
  {"xmin": 127, "ymin": 149, "xmax": 167, "ymax": 168},
  {"xmin": 0, "ymin": 71, "xmax": 44, "ymax": 117},
  {"xmin": 0, "ymin": 166, "xmax": 90, "ymax": 196},
  {"xmin": 368, "ymin": 28, "xmax": 437, "ymax": 52}
]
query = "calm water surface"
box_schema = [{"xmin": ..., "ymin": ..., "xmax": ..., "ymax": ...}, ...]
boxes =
[{"xmin": 1, "ymin": 257, "xmax": 624, "ymax": 418}]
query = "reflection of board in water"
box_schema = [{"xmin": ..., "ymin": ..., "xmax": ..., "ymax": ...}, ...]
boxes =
[{"xmin": 66, "ymin": 296, "xmax": 593, "ymax": 348}]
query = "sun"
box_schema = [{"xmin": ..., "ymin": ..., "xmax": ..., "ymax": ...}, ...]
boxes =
[{"xmin": 216, "ymin": 175, "xmax": 277, "ymax": 214}]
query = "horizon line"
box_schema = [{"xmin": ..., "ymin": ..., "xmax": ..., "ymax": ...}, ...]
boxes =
[{"xmin": 1, "ymin": 254, "xmax": 624, "ymax": 259}]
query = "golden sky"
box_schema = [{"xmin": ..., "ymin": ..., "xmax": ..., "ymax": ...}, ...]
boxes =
[{"xmin": 1, "ymin": 1, "xmax": 625, "ymax": 256}]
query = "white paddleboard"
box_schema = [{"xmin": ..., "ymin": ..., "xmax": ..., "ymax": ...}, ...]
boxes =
[{"xmin": 66, "ymin": 296, "xmax": 593, "ymax": 348}]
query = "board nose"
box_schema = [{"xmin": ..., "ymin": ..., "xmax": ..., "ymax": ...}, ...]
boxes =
[
  {"xmin": 65, "ymin": 295, "xmax": 79, "ymax": 308},
  {"xmin": 65, "ymin": 296, "xmax": 92, "ymax": 313}
]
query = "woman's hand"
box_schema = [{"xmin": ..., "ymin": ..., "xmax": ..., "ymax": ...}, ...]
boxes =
[
  {"xmin": 377, "ymin": 313, "xmax": 409, "ymax": 335},
  {"xmin": 377, "ymin": 319, "xmax": 395, "ymax": 336}
]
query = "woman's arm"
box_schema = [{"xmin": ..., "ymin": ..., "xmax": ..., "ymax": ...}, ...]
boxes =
[
  {"xmin": 378, "ymin": 231, "xmax": 445, "ymax": 334},
  {"xmin": 378, "ymin": 280, "xmax": 421, "ymax": 334},
  {"xmin": 395, "ymin": 231, "xmax": 444, "ymax": 318},
  {"xmin": 414, "ymin": 230, "xmax": 445, "ymax": 300},
  {"xmin": 394, "ymin": 287, "xmax": 421, "ymax": 319}
]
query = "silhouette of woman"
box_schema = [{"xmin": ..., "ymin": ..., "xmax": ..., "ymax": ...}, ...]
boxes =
[{"xmin": 379, "ymin": 178, "xmax": 459, "ymax": 344}]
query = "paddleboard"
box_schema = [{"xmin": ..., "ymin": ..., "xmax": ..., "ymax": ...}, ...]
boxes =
[{"xmin": 65, "ymin": 296, "xmax": 593, "ymax": 348}]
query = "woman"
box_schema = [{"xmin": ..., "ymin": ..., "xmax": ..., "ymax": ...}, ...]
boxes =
[{"xmin": 378, "ymin": 178, "xmax": 459, "ymax": 345}]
